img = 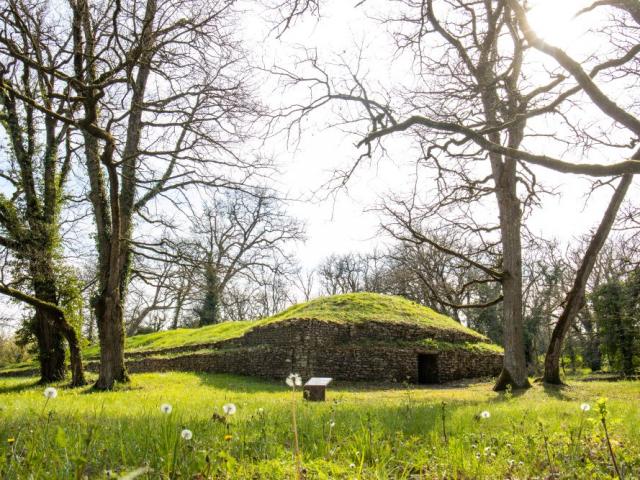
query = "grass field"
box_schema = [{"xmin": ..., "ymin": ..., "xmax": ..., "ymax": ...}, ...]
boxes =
[{"xmin": 1, "ymin": 372, "xmax": 638, "ymax": 479}]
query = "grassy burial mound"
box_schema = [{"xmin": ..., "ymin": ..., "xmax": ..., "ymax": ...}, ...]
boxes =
[
  {"xmin": 2, "ymin": 293, "xmax": 503, "ymax": 383},
  {"xmin": 112, "ymin": 292, "xmax": 493, "ymax": 352},
  {"xmin": 94, "ymin": 293, "xmax": 503, "ymax": 383}
]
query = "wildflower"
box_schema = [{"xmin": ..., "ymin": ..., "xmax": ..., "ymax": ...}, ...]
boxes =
[
  {"xmin": 7, "ymin": 438, "xmax": 15, "ymax": 445},
  {"xmin": 349, "ymin": 463, "xmax": 356, "ymax": 468},
  {"xmin": 224, "ymin": 434, "xmax": 233, "ymax": 442},
  {"xmin": 44, "ymin": 387, "xmax": 58, "ymax": 399},
  {"xmin": 257, "ymin": 407, "xmax": 264, "ymax": 414},
  {"xmin": 596, "ymin": 397, "xmax": 608, "ymax": 418},
  {"xmin": 329, "ymin": 421, "xmax": 336, "ymax": 428},
  {"xmin": 480, "ymin": 410, "xmax": 491, "ymax": 419},
  {"xmin": 580, "ymin": 403, "xmax": 591, "ymax": 412},
  {"xmin": 222, "ymin": 403, "xmax": 237, "ymax": 416},
  {"xmin": 160, "ymin": 403, "xmax": 172, "ymax": 414},
  {"xmin": 286, "ymin": 373, "xmax": 302, "ymax": 387},
  {"xmin": 181, "ymin": 429, "xmax": 193, "ymax": 440}
]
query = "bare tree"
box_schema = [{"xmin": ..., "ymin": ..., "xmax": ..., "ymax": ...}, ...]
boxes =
[
  {"xmin": 172, "ymin": 188, "xmax": 304, "ymax": 325},
  {"xmin": 317, "ymin": 253, "xmax": 366, "ymax": 295},
  {"xmin": 125, "ymin": 259, "xmax": 176, "ymax": 335},
  {"xmin": 292, "ymin": 267, "xmax": 316, "ymax": 302}
]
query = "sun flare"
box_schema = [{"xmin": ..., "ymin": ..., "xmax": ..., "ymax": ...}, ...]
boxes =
[{"xmin": 525, "ymin": 0, "xmax": 590, "ymax": 47}]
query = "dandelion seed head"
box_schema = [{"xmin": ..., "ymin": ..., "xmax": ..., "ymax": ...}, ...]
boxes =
[
  {"xmin": 43, "ymin": 387, "xmax": 57, "ymax": 399},
  {"xmin": 160, "ymin": 403, "xmax": 172, "ymax": 414},
  {"xmin": 480, "ymin": 410, "xmax": 491, "ymax": 419},
  {"xmin": 580, "ymin": 403, "xmax": 591, "ymax": 412},
  {"xmin": 223, "ymin": 403, "xmax": 237, "ymax": 415},
  {"xmin": 181, "ymin": 429, "xmax": 193, "ymax": 440},
  {"xmin": 286, "ymin": 373, "xmax": 302, "ymax": 387}
]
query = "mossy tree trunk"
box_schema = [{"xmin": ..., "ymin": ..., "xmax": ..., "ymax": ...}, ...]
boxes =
[
  {"xmin": 31, "ymin": 257, "xmax": 87, "ymax": 387},
  {"xmin": 32, "ymin": 309, "xmax": 66, "ymax": 383}
]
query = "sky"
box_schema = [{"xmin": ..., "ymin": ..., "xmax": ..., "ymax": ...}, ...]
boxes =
[
  {"xmin": 238, "ymin": 0, "xmax": 638, "ymax": 269},
  {"xmin": 1, "ymin": 0, "xmax": 638, "ymax": 333}
]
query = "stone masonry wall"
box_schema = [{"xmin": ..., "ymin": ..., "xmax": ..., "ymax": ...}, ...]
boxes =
[
  {"xmin": 106, "ymin": 342, "xmax": 503, "ymax": 384},
  {"xmin": 124, "ymin": 318, "xmax": 486, "ymax": 359},
  {"xmin": 2, "ymin": 319, "xmax": 503, "ymax": 383}
]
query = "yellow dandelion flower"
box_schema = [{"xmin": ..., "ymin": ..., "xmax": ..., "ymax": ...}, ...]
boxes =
[
  {"xmin": 7, "ymin": 438, "xmax": 15, "ymax": 444},
  {"xmin": 224, "ymin": 434, "xmax": 233, "ymax": 441}
]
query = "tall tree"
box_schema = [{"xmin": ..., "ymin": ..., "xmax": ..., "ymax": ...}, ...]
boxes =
[
  {"xmin": 543, "ymin": 174, "xmax": 632, "ymax": 383},
  {"xmin": 0, "ymin": 1, "xmax": 85, "ymax": 385},
  {"xmin": 273, "ymin": 0, "xmax": 640, "ymax": 389}
]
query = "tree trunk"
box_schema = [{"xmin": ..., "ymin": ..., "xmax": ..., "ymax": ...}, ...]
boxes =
[
  {"xmin": 493, "ymin": 168, "xmax": 530, "ymax": 390},
  {"xmin": 171, "ymin": 283, "xmax": 187, "ymax": 330},
  {"xmin": 621, "ymin": 334, "xmax": 635, "ymax": 375},
  {"xmin": 579, "ymin": 308, "xmax": 602, "ymax": 372},
  {"xmin": 32, "ymin": 262, "xmax": 87, "ymax": 387},
  {"xmin": 543, "ymin": 174, "xmax": 632, "ymax": 384},
  {"xmin": 33, "ymin": 308, "xmax": 66, "ymax": 383},
  {"xmin": 94, "ymin": 288, "xmax": 129, "ymax": 390}
]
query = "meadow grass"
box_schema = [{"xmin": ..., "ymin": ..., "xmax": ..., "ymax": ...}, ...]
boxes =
[{"xmin": 1, "ymin": 372, "xmax": 639, "ymax": 479}]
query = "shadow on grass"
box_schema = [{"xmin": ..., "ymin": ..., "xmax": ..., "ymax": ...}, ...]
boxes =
[
  {"xmin": 540, "ymin": 382, "xmax": 573, "ymax": 400},
  {"xmin": 194, "ymin": 372, "xmax": 499, "ymax": 395},
  {"xmin": 0, "ymin": 379, "xmax": 40, "ymax": 394},
  {"xmin": 194, "ymin": 372, "xmax": 284, "ymax": 393}
]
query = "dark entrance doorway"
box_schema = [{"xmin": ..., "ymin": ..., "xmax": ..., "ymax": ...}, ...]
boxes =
[{"xmin": 417, "ymin": 354, "xmax": 439, "ymax": 384}]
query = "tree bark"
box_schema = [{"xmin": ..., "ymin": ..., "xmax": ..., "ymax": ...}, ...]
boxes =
[
  {"xmin": 32, "ymin": 259, "xmax": 87, "ymax": 387},
  {"xmin": 170, "ymin": 279, "xmax": 189, "ymax": 329},
  {"xmin": 544, "ymin": 174, "xmax": 633, "ymax": 384},
  {"xmin": 32, "ymin": 308, "xmax": 66, "ymax": 383},
  {"xmin": 94, "ymin": 289, "xmax": 129, "ymax": 389},
  {"xmin": 478, "ymin": 45, "xmax": 531, "ymax": 390},
  {"xmin": 493, "ymin": 160, "xmax": 531, "ymax": 391}
]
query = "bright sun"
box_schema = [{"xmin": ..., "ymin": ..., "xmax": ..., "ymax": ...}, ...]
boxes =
[{"xmin": 525, "ymin": 0, "xmax": 591, "ymax": 47}]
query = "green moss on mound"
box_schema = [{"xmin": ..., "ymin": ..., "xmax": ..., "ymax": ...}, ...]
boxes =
[
  {"xmin": 84, "ymin": 320, "xmax": 257, "ymax": 357},
  {"xmin": 92, "ymin": 293, "xmax": 487, "ymax": 355},
  {"xmin": 263, "ymin": 293, "xmax": 484, "ymax": 336}
]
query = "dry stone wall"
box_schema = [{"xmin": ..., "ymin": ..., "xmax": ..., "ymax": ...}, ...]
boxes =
[
  {"xmin": 1, "ymin": 318, "xmax": 503, "ymax": 383},
  {"xmin": 123, "ymin": 318, "xmax": 487, "ymax": 359},
  {"xmin": 108, "ymin": 318, "xmax": 503, "ymax": 383}
]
